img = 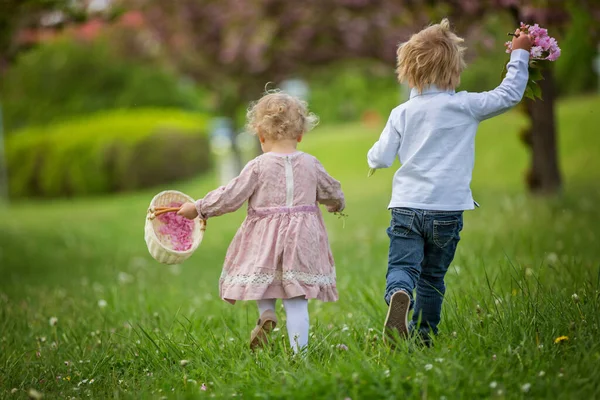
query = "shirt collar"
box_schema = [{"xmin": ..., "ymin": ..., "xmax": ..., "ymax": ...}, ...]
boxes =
[{"xmin": 409, "ymin": 85, "xmax": 455, "ymax": 99}]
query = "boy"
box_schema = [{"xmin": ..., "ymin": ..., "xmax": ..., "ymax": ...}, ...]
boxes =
[{"xmin": 367, "ymin": 19, "xmax": 531, "ymax": 344}]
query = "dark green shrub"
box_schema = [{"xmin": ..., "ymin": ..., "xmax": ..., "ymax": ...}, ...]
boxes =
[
  {"xmin": 6, "ymin": 109, "xmax": 211, "ymax": 198},
  {"xmin": 0, "ymin": 36, "xmax": 206, "ymax": 133}
]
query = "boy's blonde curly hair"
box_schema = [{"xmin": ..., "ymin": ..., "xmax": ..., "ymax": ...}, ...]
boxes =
[
  {"xmin": 246, "ymin": 90, "xmax": 318, "ymax": 141},
  {"xmin": 396, "ymin": 18, "xmax": 466, "ymax": 93}
]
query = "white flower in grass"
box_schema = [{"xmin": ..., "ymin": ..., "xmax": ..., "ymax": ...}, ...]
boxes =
[
  {"xmin": 546, "ymin": 252, "xmax": 558, "ymax": 265},
  {"xmin": 180, "ymin": 360, "xmax": 189, "ymax": 367},
  {"xmin": 10, "ymin": 388, "xmax": 18, "ymax": 394},
  {"xmin": 49, "ymin": 317, "xmax": 58, "ymax": 326},
  {"xmin": 118, "ymin": 272, "xmax": 134, "ymax": 284},
  {"xmin": 571, "ymin": 293, "xmax": 579, "ymax": 303},
  {"xmin": 521, "ymin": 383, "xmax": 531, "ymax": 393},
  {"xmin": 200, "ymin": 383, "xmax": 207, "ymax": 391},
  {"xmin": 98, "ymin": 299, "xmax": 107, "ymax": 308},
  {"xmin": 538, "ymin": 371, "xmax": 545, "ymax": 377},
  {"xmin": 489, "ymin": 381, "xmax": 498, "ymax": 389},
  {"xmin": 435, "ymin": 358, "xmax": 444, "ymax": 363},
  {"xmin": 342, "ymin": 325, "xmax": 349, "ymax": 332},
  {"xmin": 336, "ymin": 344, "xmax": 349, "ymax": 351},
  {"xmin": 424, "ymin": 364, "xmax": 433, "ymax": 371},
  {"xmin": 27, "ymin": 389, "xmax": 43, "ymax": 399},
  {"xmin": 384, "ymin": 369, "xmax": 390, "ymax": 378}
]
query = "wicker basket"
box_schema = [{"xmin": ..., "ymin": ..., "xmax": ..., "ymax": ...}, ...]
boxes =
[{"xmin": 145, "ymin": 190, "xmax": 205, "ymax": 265}]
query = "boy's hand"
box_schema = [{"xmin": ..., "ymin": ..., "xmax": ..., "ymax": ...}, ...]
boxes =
[
  {"xmin": 177, "ymin": 202, "xmax": 199, "ymax": 220},
  {"xmin": 512, "ymin": 29, "xmax": 532, "ymax": 51}
]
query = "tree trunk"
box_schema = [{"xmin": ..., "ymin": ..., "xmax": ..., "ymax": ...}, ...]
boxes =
[{"xmin": 525, "ymin": 66, "xmax": 562, "ymax": 194}]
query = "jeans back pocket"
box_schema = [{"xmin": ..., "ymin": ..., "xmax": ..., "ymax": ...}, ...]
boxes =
[
  {"xmin": 391, "ymin": 209, "xmax": 415, "ymax": 237},
  {"xmin": 433, "ymin": 218, "xmax": 461, "ymax": 248}
]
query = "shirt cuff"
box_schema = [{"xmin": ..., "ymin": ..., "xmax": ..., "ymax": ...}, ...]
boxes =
[
  {"xmin": 510, "ymin": 49, "xmax": 530, "ymax": 63},
  {"xmin": 195, "ymin": 199, "xmax": 207, "ymax": 220}
]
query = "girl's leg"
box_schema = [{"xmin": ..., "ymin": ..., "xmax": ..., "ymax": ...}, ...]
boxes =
[
  {"xmin": 251, "ymin": 299, "xmax": 278, "ymax": 350},
  {"xmin": 257, "ymin": 299, "xmax": 277, "ymax": 315},
  {"xmin": 282, "ymin": 297, "xmax": 309, "ymax": 353}
]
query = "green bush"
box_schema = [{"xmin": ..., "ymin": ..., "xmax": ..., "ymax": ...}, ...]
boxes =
[
  {"xmin": 0, "ymin": 36, "xmax": 207, "ymax": 133},
  {"xmin": 6, "ymin": 109, "xmax": 211, "ymax": 198}
]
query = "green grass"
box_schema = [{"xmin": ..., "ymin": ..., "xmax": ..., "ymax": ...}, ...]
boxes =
[{"xmin": 1, "ymin": 96, "xmax": 600, "ymax": 399}]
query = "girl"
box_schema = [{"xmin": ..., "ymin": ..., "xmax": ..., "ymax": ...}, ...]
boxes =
[{"xmin": 178, "ymin": 91, "xmax": 345, "ymax": 353}]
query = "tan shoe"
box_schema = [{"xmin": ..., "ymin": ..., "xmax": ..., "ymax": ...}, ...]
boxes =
[
  {"xmin": 250, "ymin": 309, "xmax": 278, "ymax": 350},
  {"xmin": 383, "ymin": 290, "xmax": 410, "ymax": 345}
]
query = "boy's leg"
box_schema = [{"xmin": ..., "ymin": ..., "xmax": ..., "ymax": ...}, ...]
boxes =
[
  {"xmin": 282, "ymin": 297, "xmax": 309, "ymax": 353},
  {"xmin": 384, "ymin": 208, "xmax": 424, "ymax": 341},
  {"xmin": 411, "ymin": 212, "xmax": 463, "ymax": 340}
]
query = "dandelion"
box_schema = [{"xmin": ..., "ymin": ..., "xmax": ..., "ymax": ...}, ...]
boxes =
[
  {"xmin": 49, "ymin": 317, "xmax": 58, "ymax": 326},
  {"xmin": 336, "ymin": 344, "xmax": 349, "ymax": 351},
  {"xmin": 118, "ymin": 272, "xmax": 134, "ymax": 284},
  {"xmin": 521, "ymin": 383, "xmax": 531, "ymax": 393},
  {"xmin": 489, "ymin": 381, "xmax": 498, "ymax": 389},
  {"xmin": 424, "ymin": 364, "xmax": 433, "ymax": 371},
  {"xmin": 554, "ymin": 336, "xmax": 568, "ymax": 344},
  {"xmin": 572, "ymin": 293, "xmax": 579, "ymax": 303},
  {"xmin": 27, "ymin": 389, "xmax": 43, "ymax": 400},
  {"xmin": 98, "ymin": 299, "xmax": 107, "ymax": 308},
  {"xmin": 546, "ymin": 252, "xmax": 558, "ymax": 264},
  {"xmin": 201, "ymin": 383, "xmax": 207, "ymax": 391},
  {"xmin": 180, "ymin": 360, "xmax": 189, "ymax": 367}
]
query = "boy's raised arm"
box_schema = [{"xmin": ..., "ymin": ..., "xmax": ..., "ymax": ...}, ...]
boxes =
[
  {"xmin": 367, "ymin": 115, "xmax": 402, "ymax": 169},
  {"xmin": 464, "ymin": 49, "xmax": 530, "ymax": 121},
  {"xmin": 464, "ymin": 33, "xmax": 532, "ymax": 122}
]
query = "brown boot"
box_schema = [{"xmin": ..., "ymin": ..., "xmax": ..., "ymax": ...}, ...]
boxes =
[{"xmin": 250, "ymin": 309, "xmax": 278, "ymax": 350}]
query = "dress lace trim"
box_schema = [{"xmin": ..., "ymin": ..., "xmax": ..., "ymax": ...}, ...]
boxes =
[{"xmin": 220, "ymin": 270, "xmax": 336, "ymax": 286}]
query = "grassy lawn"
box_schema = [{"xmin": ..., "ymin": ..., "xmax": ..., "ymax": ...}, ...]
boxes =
[{"xmin": 1, "ymin": 96, "xmax": 599, "ymax": 399}]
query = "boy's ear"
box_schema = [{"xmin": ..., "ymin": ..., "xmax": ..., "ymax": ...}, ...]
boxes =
[
  {"xmin": 258, "ymin": 135, "xmax": 266, "ymax": 143},
  {"xmin": 297, "ymin": 135, "xmax": 303, "ymax": 143}
]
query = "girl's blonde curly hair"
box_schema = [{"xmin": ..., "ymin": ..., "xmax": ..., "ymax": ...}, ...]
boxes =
[
  {"xmin": 246, "ymin": 90, "xmax": 318, "ymax": 140},
  {"xmin": 396, "ymin": 18, "xmax": 467, "ymax": 93}
]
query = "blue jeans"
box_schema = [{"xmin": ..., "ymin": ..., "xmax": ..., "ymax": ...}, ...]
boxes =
[{"xmin": 385, "ymin": 208, "xmax": 463, "ymax": 337}]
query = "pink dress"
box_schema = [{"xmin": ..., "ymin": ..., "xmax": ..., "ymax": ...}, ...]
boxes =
[{"xmin": 195, "ymin": 151, "xmax": 345, "ymax": 304}]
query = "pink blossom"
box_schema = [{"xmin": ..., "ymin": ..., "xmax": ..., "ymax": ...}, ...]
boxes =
[
  {"xmin": 200, "ymin": 383, "xmax": 207, "ymax": 391},
  {"xmin": 157, "ymin": 202, "xmax": 195, "ymax": 251},
  {"xmin": 505, "ymin": 23, "xmax": 560, "ymax": 62},
  {"xmin": 530, "ymin": 46, "xmax": 543, "ymax": 58}
]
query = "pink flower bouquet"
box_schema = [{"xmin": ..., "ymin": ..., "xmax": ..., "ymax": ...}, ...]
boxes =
[{"xmin": 502, "ymin": 23, "xmax": 561, "ymax": 100}]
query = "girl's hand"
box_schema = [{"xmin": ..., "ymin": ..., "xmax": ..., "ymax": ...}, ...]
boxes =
[
  {"xmin": 512, "ymin": 29, "xmax": 532, "ymax": 51},
  {"xmin": 177, "ymin": 202, "xmax": 199, "ymax": 220}
]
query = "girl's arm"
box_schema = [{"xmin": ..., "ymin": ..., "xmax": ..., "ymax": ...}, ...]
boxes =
[
  {"xmin": 315, "ymin": 159, "xmax": 345, "ymax": 213},
  {"xmin": 195, "ymin": 158, "xmax": 259, "ymax": 219}
]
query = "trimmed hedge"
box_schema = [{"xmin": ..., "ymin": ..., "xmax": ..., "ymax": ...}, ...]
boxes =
[{"xmin": 7, "ymin": 109, "xmax": 211, "ymax": 198}]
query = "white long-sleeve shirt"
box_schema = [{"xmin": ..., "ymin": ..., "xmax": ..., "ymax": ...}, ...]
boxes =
[{"xmin": 367, "ymin": 49, "xmax": 530, "ymax": 211}]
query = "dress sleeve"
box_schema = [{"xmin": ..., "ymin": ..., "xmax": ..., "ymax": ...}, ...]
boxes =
[
  {"xmin": 195, "ymin": 158, "xmax": 259, "ymax": 219},
  {"xmin": 315, "ymin": 158, "xmax": 345, "ymax": 213}
]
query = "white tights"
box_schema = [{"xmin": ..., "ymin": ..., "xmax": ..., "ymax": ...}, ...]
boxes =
[{"xmin": 257, "ymin": 297, "xmax": 309, "ymax": 353}]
